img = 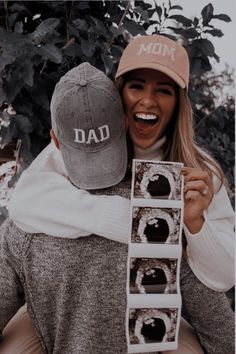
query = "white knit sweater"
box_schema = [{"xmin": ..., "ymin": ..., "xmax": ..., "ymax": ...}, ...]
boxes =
[{"xmin": 8, "ymin": 140, "xmax": 235, "ymax": 291}]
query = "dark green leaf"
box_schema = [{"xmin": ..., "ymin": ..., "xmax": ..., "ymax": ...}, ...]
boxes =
[
  {"xmin": 0, "ymin": 53, "xmax": 15, "ymax": 72},
  {"xmin": 201, "ymin": 3, "xmax": 214, "ymax": 26},
  {"xmin": 101, "ymin": 54, "xmax": 114, "ymax": 76},
  {"xmin": 73, "ymin": 19, "xmax": 89, "ymax": 33},
  {"xmin": 193, "ymin": 17, "xmax": 199, "ymax": 26},
  {"xmin": 123, "ymin": 19, "xmax": 146, "ymax": 36},
  {"xmin": 110, "ymin": 44, "xmax": 123, "ymax": 60},
  {"xmin": 14, "ymin": 21, "xmax": 24, "ymax": 34},
  {"xmin": 80, "ymin": 38, "xmax": 96, "ymax": 57},
  {"xmin": 22, "ymin": 61, "xmax": 34, "ymax": 87},
  {"xmin": 134, "ymin": 6, "xmax": 150, "ymax": 23},
  {"xmin": 0, "ymin": 78, "xmax": 6, "ymax": 106},
  {"xmin": 63, "ymin": 43, "xmax": 82, "ymax": 57},
  {"xmin": 30, "ymin": 85, "xmax": 49, "ymax": 110},
  {"xmin": 168, "ymin": 15, "xmax": 192, "ymax": 27},
  {"xmin": 185, "ymin": 28, "xmax": 199, "ymax": 39},
  {"xmin": 204, "ymin": 29, "xmax": 223, "ymax": 37},
  {"xmin": 170, "ymin": 5, "xmax": 183, "ymax": 10},
  {"xmin": 31, "ymin": 18, "xmax": 60, "ymax": 45},
  {"xmin": 38, "ymin": 43, "xmax": 62, "ymax": 64},
  {"xmin": 167, "ymin": 26, "xmax": 185, "ymax": 36},
  {"xmin": 110, "ymin": 25, "xmax": 125, "ymax": 38},
  {"xmin": 214, "ymin": 53, "xmax": 220, "ymax": 63},
  {"xmin": 9, "ymin": 3, "xmax": 27, "ymax": 12},
  {"xmin": 155, "ymin": 5, "xmax": 162, "ymax": 20},
  {"xmin": 147, "ymin": 9, "xmax": 156, "ymax": 18},
  {"xmin": 90, "ymin": 16, "xmax": 108, "ymax": 36},
  {"xmin": 14, "ymin": 114, "xmax": 33, "ymax": 134},
  {"xmin": 163, "ymin": 6, "xmax": 168, "ymax": 18},
  {"xmin": 212, "ymin": 14, "xmax": 231, "ymax": 22},
  {"xmin": 194, "ymin": 38, "xmax": 215, "ymax": 57}
]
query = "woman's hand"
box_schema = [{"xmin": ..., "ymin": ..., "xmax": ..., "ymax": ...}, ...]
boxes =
[{"xmin": 181, "ymin": 167, "xmax": 213, "ymax": 234}]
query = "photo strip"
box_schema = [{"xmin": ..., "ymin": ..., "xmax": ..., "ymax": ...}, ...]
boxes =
[{"xmin": 127, "ymin": 160, "xmax": 183, "ymax": 353}]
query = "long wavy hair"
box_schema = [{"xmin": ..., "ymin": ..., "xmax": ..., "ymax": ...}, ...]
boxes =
[{"xmin": 116, "ymin": 76, "xmax": 224, "ymax": 191}]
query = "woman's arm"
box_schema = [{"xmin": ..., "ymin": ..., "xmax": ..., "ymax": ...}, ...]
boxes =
[
  {"xmin": 183, "ymin": 181, "xmax": 235, "ymax": 291},
  {"xmin": 8, "ymin": 143, "xmax": 130, "ymax": 244}
]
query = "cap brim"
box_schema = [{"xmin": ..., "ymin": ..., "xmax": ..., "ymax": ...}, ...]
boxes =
[
  {"xmin": 115, "ymin": 62, "xmax": 186, "ymax": 89},
  {"xmin": 60, "ymin": 132, "xmax": 127, "ymax": 190}
]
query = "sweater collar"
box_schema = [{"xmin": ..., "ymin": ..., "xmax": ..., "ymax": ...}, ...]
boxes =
[{"xmin": 133, "ymin": 135, "xmax": 166, "ymax": 161}]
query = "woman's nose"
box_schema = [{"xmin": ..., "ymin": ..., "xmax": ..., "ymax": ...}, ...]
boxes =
[{"xmin": 140, "ymin": 89, "xmax": 157, "ymax": 108}]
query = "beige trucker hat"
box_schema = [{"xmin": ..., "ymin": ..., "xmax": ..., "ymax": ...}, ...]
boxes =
[{"xmin": 116, "ymin": 34, "xmax": 189, "ymax": 89}]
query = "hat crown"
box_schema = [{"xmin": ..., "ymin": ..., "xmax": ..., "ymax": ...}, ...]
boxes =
[
  {"xmin": 50, "ymin": 62, "xmax": 127, "ymax": 189},
  {"xmin": 116, "ymin": 35, "xmax": 189, "ymax": 89},
  {"xmin": 51, "ymin": 62, "xmax": 124, "ymax": 152}
]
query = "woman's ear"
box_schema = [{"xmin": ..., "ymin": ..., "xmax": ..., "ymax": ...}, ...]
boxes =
[{"xmin": 50, "ymin": 129, "xmax": 60, "ymax": 150}]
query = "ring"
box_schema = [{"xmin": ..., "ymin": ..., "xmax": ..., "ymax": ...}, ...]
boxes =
[{"xmin": 202, "ymin": 186, "xmax": 209, "ymax": 196}]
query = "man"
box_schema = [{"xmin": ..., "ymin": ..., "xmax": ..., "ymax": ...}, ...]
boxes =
[{"xmin": 0, "ymin": 62, "xmax": 130, "ymax": 354}]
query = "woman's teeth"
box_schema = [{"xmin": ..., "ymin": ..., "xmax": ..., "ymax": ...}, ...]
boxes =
[{"xmin": 134, "ymin": 113, "xmax": 159, "ymax": 125}]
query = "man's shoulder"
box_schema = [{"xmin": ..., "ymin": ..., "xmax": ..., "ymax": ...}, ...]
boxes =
[{"xmin": 0, "ymin": 218, "xmax": 32, "ymax": 257}]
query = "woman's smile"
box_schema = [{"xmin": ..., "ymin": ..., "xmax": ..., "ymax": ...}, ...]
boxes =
[
  {"xmin": 122, "ymin": 68, "xmax": 177, "ymax": 149},
  {"xmin": 133, "ymin": 112, "xmax": 160, "ymax": 135}
]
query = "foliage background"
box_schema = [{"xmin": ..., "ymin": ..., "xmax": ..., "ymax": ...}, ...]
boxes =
[
  {"xmin": 0, "ymin": 0, "xmax": 234, "ymax": 306},
  {"xmin": 0, "ymin": 1, "xmax": 234, "ymax": 189}
]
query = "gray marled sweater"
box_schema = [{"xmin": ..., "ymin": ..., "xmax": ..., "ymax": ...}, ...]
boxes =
[
  {"xmin": 0, "ymin": 218, "xmax": 129, "ymax": 354},
  {"xmin": 0, "ymin": 179, "xmax": 234, "ymax": 354}
]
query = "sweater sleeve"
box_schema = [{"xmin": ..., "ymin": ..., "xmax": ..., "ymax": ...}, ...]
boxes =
[
  {"xmin": 0, "ymin": 220, "xmax": 25, "ymax": 334},
  {"xmin": 8, "ymin": 143, "xmax": 130, "ymax": 243},
  {"xmin": 183, "ymin": 183, "xmax": 235, "ymax": 292}
]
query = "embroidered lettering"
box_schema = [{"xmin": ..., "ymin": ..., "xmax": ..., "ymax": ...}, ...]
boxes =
[
  {"xmin": 137, "ymin": 43, "xmax": 153, "ymax": 55},
  {"xmin": 152, "ymin": 43, "xmax": 162, "ymax": 55},
  {"xmin": 74, "ymin": 125, "xmax": 110, "ymax": 144},
  {"xmin": 162, "ymin": 45, "xmax": 176, "ymax": 61},
  {"xmin": 137, "ymin": 42, "xmax": 176, "ymax": 61},
  {"xmin": 74, "ymin": 129, "xmax": 85, "ymax": 143},
  {"xmin": 99, "ymin": 125, "xmax": 110, "ymax": 141},
  {"xmin": 87, "ymin": 129, "xmax": 99, "ymax": 144}
]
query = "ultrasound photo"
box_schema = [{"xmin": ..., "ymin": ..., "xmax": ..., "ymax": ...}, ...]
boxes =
[
  {"xmin": 131, "ymin": 207, "xmax": 181, "ymax": 244},
  {"xmin": 129, "ymin": 308, "xmax": 178, "ymax": 345},
  {"xmin": 130, "ymin": 258, "xmax": 177, "ymax": 294},
  {"xmin": 133, "ymin": 161, "xmax": 183, "ymax": 200}
]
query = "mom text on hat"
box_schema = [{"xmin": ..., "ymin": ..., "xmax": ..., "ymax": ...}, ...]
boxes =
[{"xmin": 137, "ymin": 42, "xmax": 176, "ymax": 61}]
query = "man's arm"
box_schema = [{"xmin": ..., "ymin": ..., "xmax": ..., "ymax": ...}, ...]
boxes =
[{"xmin": 0, "ymin": 219, "xmax": 25, "ymax": 336}]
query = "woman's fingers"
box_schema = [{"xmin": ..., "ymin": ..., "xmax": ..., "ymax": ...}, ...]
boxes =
[
  {"xmin": 182, "ymin": 167, "xmax": 213, "ymax": 199},
  {"xmin": 182, "ymin": 167, "xmax": 214, "ymax": 209},
  {"xmin": 182, "ymin": 167, "xmax": 211, "ymax": 184},
  {"xmin": 184, "ymin": 179, "xmax": 208, "ymax": 196}
]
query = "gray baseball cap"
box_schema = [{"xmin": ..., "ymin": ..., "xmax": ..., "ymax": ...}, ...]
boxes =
[{"xmin": 50, "ymin": 62, "xmax": 127, "ymax": 189}]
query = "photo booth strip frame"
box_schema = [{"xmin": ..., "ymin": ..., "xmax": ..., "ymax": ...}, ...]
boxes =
[{"xmin": 126, "ymin": 159, "xmax": 184, "ymax": 353}]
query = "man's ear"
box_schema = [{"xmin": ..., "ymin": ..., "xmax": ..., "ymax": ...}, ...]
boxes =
[{"xmin": 50, "ymin": 129, "xmax": 60, "ymax": 150}]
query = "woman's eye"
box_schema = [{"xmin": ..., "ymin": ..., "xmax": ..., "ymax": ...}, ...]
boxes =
[
  {"xmin": 158, "ymin": 88, "xmax": 173, "ymax": 95},
  {"xmin": 129, "ymin": 83, "xmax": 143, "ymax": 90}
]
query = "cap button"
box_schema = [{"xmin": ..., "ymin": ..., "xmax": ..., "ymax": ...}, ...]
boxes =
[{"xmin": 79, "ymin": 79, "xmax": 87, "ymax": 86}]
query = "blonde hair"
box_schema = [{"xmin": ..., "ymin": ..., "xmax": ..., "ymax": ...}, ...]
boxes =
[
  {"xmin": 116, "ymin": 77, "xmax": 224, "ymax": 191},
  {"xmin": 164, "ymin": 89, "xmax": 224, "ymax": 190}
]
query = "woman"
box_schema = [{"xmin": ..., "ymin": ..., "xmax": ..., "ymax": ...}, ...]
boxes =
[{"xmin": 6, "ymin": 34, "xmax": 235, "ymax": 353}]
